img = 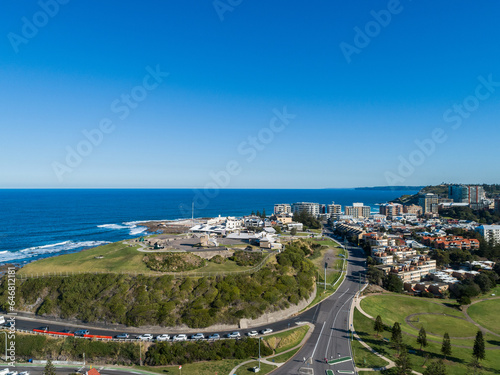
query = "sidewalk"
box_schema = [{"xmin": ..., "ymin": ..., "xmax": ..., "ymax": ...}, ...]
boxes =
[{"xmin": 348, "ymin": 293, "xmax": 423, "ymax": 375}]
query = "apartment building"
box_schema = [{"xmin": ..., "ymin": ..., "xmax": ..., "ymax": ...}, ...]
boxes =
[
  {"xmin": 476, "ymin": 225, "xmax": 500, "ymax": 245},
  {"xmin": 292, "ymin": 202, "xmax": 320, "ymax": 216},
  {"xmin": 344, "ymin": 202, "xmax": 371, "ymax": 218},
  {"xmin": 418, "ymin": 193, "xmax": 439, "ymax": 214},
  {"xmin": 274, "ymin": 203, "xmax": 291, "ymax": 214}
]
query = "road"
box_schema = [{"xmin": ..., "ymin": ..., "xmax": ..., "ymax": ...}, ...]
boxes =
[{"xmin": 273, "ymin": 228, "xmax": 366, "ymax": 375}]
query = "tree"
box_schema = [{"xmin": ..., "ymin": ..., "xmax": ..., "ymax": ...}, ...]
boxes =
[
  {"xmin": 367, "ymin": 266, "xmax": 384, "ymax": 286},
  {"xmin": 384, "ymin": 274, "xmax": 404, "ymax": 293},
  {"xmin": 417, "ymin": 326, "xmax": 428, "ymax": 351},
  {"xmin": 44, "ymin": 359, "xmax": 56, "ymax": 375},
  {"xmin": 423, "ymin": 359, "xmax": 447, "ymax": 375},
  {"xmin": 374, "ymin": 315, "xmax": 384, "ymax": 337},
  {"xmin": 262, "ymin": 208, "xmax": 266, "ymax": 218},
  {"xmin": 395, "ymin": 345, "xmax": 412, "ymax": 374},
  {"xmin": 273, "ymin": 225, "xmax": 281, "ymax": 234},
  {"xmin": 441, "ymin": 332, "xmax": 452, "ymax": 360},
  {"xmin": 457, "ymin": 295, "xmax": 471, "ymax": 309},
  {"xmin": 474, "ymin": 273, "xmax": 492, "ymax": 293},
  {"xmin": 472, "ymin": 330, "xmax": 485, "ymax": 362},
  {"xmin": 290, "ymin": 227, "xmax": 297, "ymax": 236},
  {"xmin": 391, "ymin": 322, "xmax": 403, "ymax": 351}
]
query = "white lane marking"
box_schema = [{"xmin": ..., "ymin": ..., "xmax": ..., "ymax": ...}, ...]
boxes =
[
  {"xmin": 311, "ymin": 321, "xmax": 326, "ymax": 359},
  {"xmin": 325, "ymin": 295, "xmax": 353, "ymax": 358}
]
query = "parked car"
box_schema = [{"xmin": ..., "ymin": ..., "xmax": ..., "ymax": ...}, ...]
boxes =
[
  {"xmin": 156, "ymin": 334, "xmax": 170, "ymax": 341},
  {"xmin": 137, "ymin": 334, "xmax": 153, "ymax": 341},
  {"xmin": 115, "ymin": 333, "xmax": 129, "ymax": 339},
  {"xmin": 260, "ymin": 328, "xmax": 273, "ymax": 335},
  {"xmin": 190, "ymin": 333, "xmax": 205, "ymax": 340},
  {"xmin": 172, "ymin": 334, "xmax": 187, "ymax": 342},
  {"xmin": 74, "ymin": 329, "xmax": 89, "ymax": 336},
  {"xmin": 207, "ymin": 333, "xmax": 220, "ymax": 340},
  {"xmin": 7, "ymin": 371, "xmax": 17, "ymax": 375},
  {"xmin": 226, "ymin": 331, "xmax": 241, "ymax": 339},
  {"xmin": 246, "ymin": 330, "xmax": 258, "ymax": 337}
]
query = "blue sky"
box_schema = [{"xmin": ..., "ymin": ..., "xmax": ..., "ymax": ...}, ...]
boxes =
[{"xmin": 1, "ymin": 0, "xmax": 499, "ymax": 188}]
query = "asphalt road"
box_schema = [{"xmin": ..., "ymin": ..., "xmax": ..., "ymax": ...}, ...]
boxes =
[{"xmin": 273, "ymin": 229, "xmax": 366, "ymax": 375}]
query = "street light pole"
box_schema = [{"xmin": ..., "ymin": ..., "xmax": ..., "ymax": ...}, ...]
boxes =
[{"xmin": 258, "ymin": 337, "xmax": 261, "ymax": 370}]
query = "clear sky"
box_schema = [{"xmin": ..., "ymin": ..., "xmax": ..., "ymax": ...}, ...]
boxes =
[{"xmin": 1, "ymin": 0, "xmax": 499, "ymax": 188}]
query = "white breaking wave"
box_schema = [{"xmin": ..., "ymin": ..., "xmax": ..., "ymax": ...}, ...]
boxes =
[
  {"xmin": 98, "ymin": 221, "xmax": 150, "ymax": 236},
  {"xmin": 1, "ymin": 240, "xmax": 110, "ymax": 264},
  {"xmin": 97, "ymin": 224, "xmax": 129, "ymax": 230}
]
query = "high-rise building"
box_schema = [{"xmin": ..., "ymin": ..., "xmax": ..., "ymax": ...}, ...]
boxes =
[
  {"xmin": 327, "ymin": 202, "xmax": 342, "ymax": 217},
  {"xmin": 476, "ymin": 225, "xmax": 500, "ymax": 245},
  {"xmin": 344, "ymin": 203, "xmax": 371, "ymax": 218},
  {"xmin": 274, "ymin": 204, "xmax": 291, "ymax": 214},
  {"xmin": 448, "ymin": 185, "xmax": 486, "ymax": 209},
  {"xmin": 403, "ymin": 204, "xmax": 423, "ymax": 216},
  {"xmin": 379, "ymin": 203, "xmax": 403, "ymax": 217},
  {"xmin": 419, "ymin": 193, "xmax": 439, "ymax": 214},
  {"xmin": 292, "ymin": 202, "xmax": 320, "ymax": 217}
]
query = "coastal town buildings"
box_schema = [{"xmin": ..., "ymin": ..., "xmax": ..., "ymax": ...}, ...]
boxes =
[
  {"xmin": 327, "ymin": 202, "xmax": 342, "ymax": 218},
  {"xmin": 379, "ymin": 203, "xmax": 403, "ymax": 218},
  {"xmin": 476, "ymin": 224, "xmax": 500, "ymax": 245},
  {"xmin": 291, "ymin": 202, "xmax": 320, "ymax": 216},
  {"xmin": 419, "ymin": 193, "xmax": 439, "ymax": 214},
  {"xmin": 344, "ymin": 203, "xmax": 371, "ymax": 218},
  {"xmin": 274, "ymin": 203, "xmax": 291, "ymax": 214},
  {"xmin": 449, "ymin": 185, "xmax": 487, "ymax": 209}
]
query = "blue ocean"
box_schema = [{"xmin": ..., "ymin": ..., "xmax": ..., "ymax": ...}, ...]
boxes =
[{"xmin": 0, "ymin": 188, "xmax": 419, "ymax": 265}]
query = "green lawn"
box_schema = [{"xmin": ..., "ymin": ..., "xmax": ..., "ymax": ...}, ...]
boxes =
[
  {"xmin": 413, "ymin": 314, "xmax": 479, "ymax": 338},
  {"xmin": 18, "ymin": 240, "xmax": 269, "ymax": 277},
  {"xmin": 262, "ymin": 325, "xmax": 310, "ymax": 354},
  {"xmin": 234, "ymin": 361, "xmax": 276, "ymax": 374},
  {"xmin": 139, "ymin": 359, "xmax": 243, "ymax": 375},
  {"xmin": 467, "ymin": 299, "xmax": 500, "ymax": 335},
  {"xmin": 269, "ymin": 347, "xmax": 301, "ymax": 363},
  {"xmin": 354, "ymin": 307, "xmax": 500, "ymax": 375},
  {"xmin": 351, "ymin": 337, "xmax": 389, "ymax": 369},
  {"xmin": 360, "ymin": 294, "xmax": 464, "ymax": 339},
  {"xmin": 19, "ymin": 241, "xmax": 152, "ymax": 275}
]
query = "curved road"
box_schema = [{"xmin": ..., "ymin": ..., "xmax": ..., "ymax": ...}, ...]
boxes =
[{"xmin": 273, "ymin": 229, "xmax": 366, "ymax": 375}]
